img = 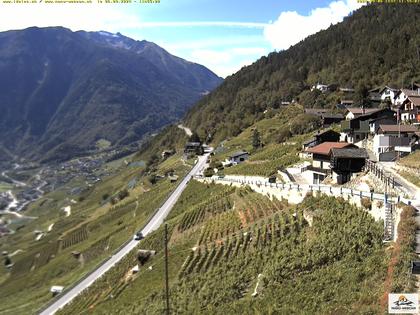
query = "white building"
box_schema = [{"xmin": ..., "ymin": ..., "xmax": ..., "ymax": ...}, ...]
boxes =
[
  {"xmin": 311, "ymin": 83, "xmax": 329, "ymax": 93},
  {"xmin": 227, "ymin": 151, "xmax": 249, "ymax": 165},
  {"xmin": 373, "ymin": 124, "xmax": 419, "ymax": 161},
  {"xmin": 379, "ymin": 86, "xmax": 399, "ymax": 104},
  {"xmin": 393, "ymin": 89, "xmax": 420, "ymax": 106}
]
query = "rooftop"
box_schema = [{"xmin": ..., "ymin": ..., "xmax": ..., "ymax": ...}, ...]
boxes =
[
  {"xmin": 405, "ymin": 95, "xmax": 420, "ymax": 106},
  {"xmin": 229, "ymin": 151, "xmax": 249, "ymax": 158},
  {"xmin": 346, "ymin": 107, "xmax": 382, "ymax": 115},
  {"xmin": 378, "ymin": 124, "xmax": 419, "ymax": 133},
  {"xmin": 330, "ymin": 148, "xmax": 369, "ymax": 159},
  {"xmin": 306, "ymin": 142, "xmax": 352, "ymax": 155}
]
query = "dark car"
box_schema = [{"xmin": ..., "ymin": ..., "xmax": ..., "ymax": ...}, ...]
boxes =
[{"xmin": 134, "ymin": 231, "xmax": 144, "ymax": 241}]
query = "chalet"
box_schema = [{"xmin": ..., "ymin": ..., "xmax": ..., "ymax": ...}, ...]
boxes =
[
  {"xmin": 228, "ymin": 151, "xmax": 249, "ymax": 165},
  {"xmin": 373, "ymin": 124, "xmax": 419, "ymax": 160},
  {"xmin": 379, "ymin": 86, "xmax": 399, "ymax": 104},
  {"xmin": 306, "ymin": 142, "xmax": 353, "ymax": 184},
  {"xmin": 398, "ymin": 95, "xmax": 420, "ymax": 122},
  {"xmin": 184, "ymin": 142, "xmax": 203, "ymax": 155},
  {"xmin": 414, "ymin": 83, "xmax": 420, "ymax": 94},
  {"xmin": 369, "ymin": 116, "xmax": 397, "ymax": 134},
  {"xmin": 341, "ymin": 108, "xmax": 395, "ymax": 143},
  {"xmin": 330, "ymin": 147, "xmax": 368, "ymax": 184},
  {"xmin": 344, "ymin": 107, "xmax": 382, "ymax": 120},
  {"xmin": 393, "ymin": 89, "xmax": 420, "ymax": 106},
  {"xmin": 368, "ymin": 87, "xmax": 382, "ymax": 103},
  {"xmin": 304, "ymin": 108, "xmax": 344, "ymax": 126},
  {"xmin": 302, "ymin": 129, "xmax": 341, "ymax": 151}
]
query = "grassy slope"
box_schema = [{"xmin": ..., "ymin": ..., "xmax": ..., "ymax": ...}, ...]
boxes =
[
  {"xmin": 58, "ymin": 181, "xmax": 391, "ymax": 315},
  {"xmin": 398, "ymin": 151, "xmax": 420, "ymax": 187},
  {"xmin": 0, "ymin": 154, "xmax": 191, "ymax": 314}
]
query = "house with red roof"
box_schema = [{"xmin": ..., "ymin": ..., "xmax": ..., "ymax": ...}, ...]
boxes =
[{"xmin": 305, "ymin": 142, "xmax": 368, "ymax": 184}]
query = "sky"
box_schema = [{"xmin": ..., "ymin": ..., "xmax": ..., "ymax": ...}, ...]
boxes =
[{"xmin": 0, "ymin": 0, "xmax": 364, "ymax": 77}]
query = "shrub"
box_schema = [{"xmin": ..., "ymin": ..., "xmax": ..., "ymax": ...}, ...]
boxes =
[
  {"xmin": 361, "ymin": 198, "xmax": 372, "ymax": 210},
  {"xmin": 118, "ymin": 189, "xmax": 129, "ymax": 200}
]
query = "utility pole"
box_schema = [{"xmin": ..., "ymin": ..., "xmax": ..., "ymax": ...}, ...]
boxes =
[{"xmin": 164, "ymin": 224, "xmax": 170, "ymax": 315}]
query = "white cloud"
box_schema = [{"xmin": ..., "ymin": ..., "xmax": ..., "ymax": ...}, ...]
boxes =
[{"xmin": 264, "ymin": 0, "xmax": 364, "ymax": 50}]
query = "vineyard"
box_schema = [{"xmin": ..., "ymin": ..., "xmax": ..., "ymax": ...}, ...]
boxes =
[
  {"xmin": 55, "ymin": 178, "xmax": 390, "ymax": 315},
  {"xmin": 223, "ymin": 154, "xmax": 299, "ymax": 177},
  {"xmin": 82, "ymin": 236, "xmax": 110, "ymax": 263},
  {"xmin": 248, "ymin": 144, "xmax": 299, "ymax": 162},
  {"xmin": 61, "ymin": 226, "xmax": 89, "ymax": 250},
  {"xmin": 177, "ymin": 196, "xmax": 232, "ymax": 232}
]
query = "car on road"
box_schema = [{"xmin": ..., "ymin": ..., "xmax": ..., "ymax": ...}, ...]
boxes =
[{"xmin": 134, "ymin": 231, "xmax": 144, "ymax": 241}]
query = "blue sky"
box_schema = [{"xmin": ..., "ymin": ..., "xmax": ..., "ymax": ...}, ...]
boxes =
[{"xmin": 0, "ymin": 0, "xmax": 363, "ymax": 77}]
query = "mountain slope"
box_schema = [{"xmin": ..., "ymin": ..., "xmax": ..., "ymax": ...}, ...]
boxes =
[
  {"xmin": 183, "ymin": 4, "xmax": 420, "ymax": 143},
  {"xmin": 0, "ymin": 27, "xmax": 222, "ymax": 162}
]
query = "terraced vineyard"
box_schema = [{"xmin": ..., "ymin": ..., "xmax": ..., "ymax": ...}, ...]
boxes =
[
  {"xmin": 58, "ymin": 180, "xmax": 389, "ymax": 315},
  {"xmin": 178, "ymin": 196, "xmax": 232, "ymax": 232},
  {"xmin": 223, "ymin": 154, "xmax": 299, "ymax": 177}
]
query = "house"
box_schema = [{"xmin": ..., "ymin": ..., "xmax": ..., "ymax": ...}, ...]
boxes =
[
  {"xmin": 161, "ymin": 150, "xmax": 174, "ymax": 159},
  {"xmin": 305, "ymin": 142, "xmax": 367, "ymax": 184},
  {"xmin": 330, "ymin": 147, "xmax": 369, "ymax": 184},
  {"xmin": 369, "ymin": 116, "xmax": 397, "ymax": 134},
  {"xmin": 373, "ymin": 124, "xmax": 419, "ymax": 161},
  {"xmin": 304, "ymin": 108, "xmax": 344, "ymax": 126},
  {"xmin": 344, "ymin": 107, "xmax": 383, "ymax": 120},
  {"xmin": 184, "ymin": 142, "xmax": 203, "ymax": 155},
  {"xmin": 341, "ymin": 108, "xmax": 395, "ymax": 143},
  {"xmin": 339, "ymin": 87, "xmax": 355, "ymax": 93},
  {"xmin": 311, "ymin": 83, "xmax": 330, "ymax": 93},
  {"xmin": 379, "ymin": 86, "xmax": 399, "ymax": 104},
  {"xmin": 228, "ymin": 151, "xmax": 249, "ymax": 165},
  {"xmin": 368, "ymin": 88, "xmax": 382, "ymax": 103},
  {"xmin": 393, "ymin": 89, "xmax": 420, "ymax": 106},
  {"xmin": 398, "ymin": 95, "xmax": 420, "ymax": 122},
  {"xmin": 302, "ymin": 129, "xmax": 341, "ymax": 151},
  {"xmin": 414, "ymin": 83, "xmax": 420, "ymax": 94}
]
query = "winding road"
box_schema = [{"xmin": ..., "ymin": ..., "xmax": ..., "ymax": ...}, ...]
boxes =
[{"xmin": 39, "ymin": 153, "xmax": 210, "ymax": 315}]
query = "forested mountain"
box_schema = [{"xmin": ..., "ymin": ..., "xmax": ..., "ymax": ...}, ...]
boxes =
[
  {"xmin": 0, "ymin": 27, "xmax": 222, "ymax": 162},
  {"xmin": 183, "ymin": 4, "xmax": 420, "ymax": 143}
]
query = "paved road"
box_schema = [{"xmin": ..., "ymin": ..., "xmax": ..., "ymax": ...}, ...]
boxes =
[{"xmin": 39, "ymin": 153, "xmax": 210, "ymax": 315}]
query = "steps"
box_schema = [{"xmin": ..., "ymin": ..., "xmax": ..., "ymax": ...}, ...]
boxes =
[{"xmin": 384, "ymin": 203, "xmax": 395, "ymax": 241}]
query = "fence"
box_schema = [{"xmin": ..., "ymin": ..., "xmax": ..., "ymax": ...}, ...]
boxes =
[{"xmin": 197, "ymin": 175, "xmax": 413, "ymax": 207}]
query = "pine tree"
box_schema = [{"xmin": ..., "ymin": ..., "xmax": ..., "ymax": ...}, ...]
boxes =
[{"xmin": 252, "ymin": 129, "xmax": 261, "ymax": 149}]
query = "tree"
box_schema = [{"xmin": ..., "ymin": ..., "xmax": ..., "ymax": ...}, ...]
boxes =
[
  {"xmin": 252, "ymin": 129, "xmax": 262, "ymax": 149},
  {"xmin": 355, "ymin": 83, "xmax": 370, "ymax": 107}
]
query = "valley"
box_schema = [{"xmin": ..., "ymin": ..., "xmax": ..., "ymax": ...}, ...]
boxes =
[{"xmin": 1, "ymin": 3, "xmax": 420, "ymax": 315}]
